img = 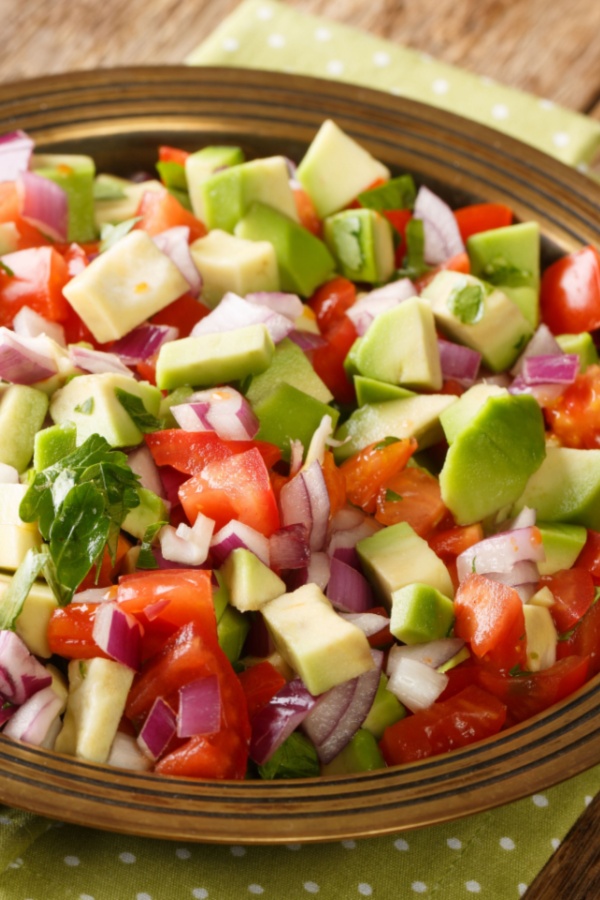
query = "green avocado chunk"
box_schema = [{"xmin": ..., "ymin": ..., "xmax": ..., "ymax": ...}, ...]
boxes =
[
  {"xmin": 245, "ymin": 337, "xmax": 333, "ymax": 407},
  {"xmin": 514, "ymin": 447, "xmax": 600, "ymax": 530},
  {"xmin": 33, "ymin": 153, "xmax": 97, "ymax": 242},
  {"xmin": 33, "ymin": 421, "xmax": 77, "ymax": 471},
  {"xmin": 537, "ymin": 522, "xmax": 588, "ymax": 575},
  {"xmin": 354, "ymin": 376, "xmax": 415, "ymax": 407},
  {"xmin": 390, "ymin": 583, "xmax": 455, "ymax": 644},
  {"xmin": 321, "ymin": 729, "xmax": 386, "ymax": 775},
  {"xmin": 556, "ymin": 332, "xmax": 599, "ymax": 371},
  {"xmin": 0, "ymin": 384, "xmax": 49, "ymax": 472},
  {"xmin": 361, "ymin": 674, "xmax": 406, "ymax": 739},
  {"xmin": 323, "ymin": 208, "xmax": 395, "ymax": 284},
  {"xmin": 252, "ymin": 382, "xmax": 339, "ymax": 461}
]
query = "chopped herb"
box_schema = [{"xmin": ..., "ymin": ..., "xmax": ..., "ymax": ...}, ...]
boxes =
[
  {"xmin": 513, "ymin": 334, "xmax": 528, "ymax": 352},
  {"xmin": 482, "ymin": 257, "xmax": 532, "ymax": 287},
  {"xmin": 137, "ymin": 520, "xmax": 168, "ymax": 570},
  {"xmin": 471, "ymin": 556, "xmax": 477, "ymax": 573},
  {"xmin": 257, "ymin": 732, "xmax": 320, "ymax": 780},
  {"xmin": 374, "ymin": 436, "xmax": 400, "ymax": 450},
  {"xmin": 0, "ymin": 548, "xmax": 50, "ymax": 630},
  {"xmin": 396, "ymin": 218, "xmax": 430, "ymax": 280},
  {"xmin": 447, "ymin": 280, "xmax": 486, "ymax": 325},
  {"xmin": 385, "ymin": 489, "xmax": 403, "ymax": 502},
  {"xmin": 0, "ymin": 260, "xmax": 14, "ymax": 277},
  {"xmin": 74, "ymin": 397, "xmax": 94, "ymax": 415},
  {"xmin": 357, "ymin": 175, "xmax": 416, "ymax": 212},
  {"xmin": 79, "ymin": 661, "xmax": 88, "ymax": 679},
  {"xmin": 99, "ymin": 216, "xmax": 141, "ymax": 253},
  {"xmin": 115, "ymin": 388, "xmax": 163, "ymax": 433}
]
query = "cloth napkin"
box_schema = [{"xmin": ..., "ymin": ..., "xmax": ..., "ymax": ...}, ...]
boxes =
[{"xmin": 2, "ymin": 3, "xmax": 600, "ymax": 898}]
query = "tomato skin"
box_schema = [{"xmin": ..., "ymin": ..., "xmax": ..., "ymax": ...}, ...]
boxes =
[
  {"xmin": 374, "ymin": 466, "xmax": 447, "ymax": 538},
  {"xmin": 428, "ymin": 523, "xmax": 485, "ymax": 561},
  {"xmin": 379, "ymin": 684, "xmax": 507, "ymax": 765},
  {"xmin": 321, "ymin": 449, "xmax": 347, "ymax": 519},
  {"xmin": 340, "ymin": 437, "xmax": 417, "ymax": 514},
  {"xmin": 545, "ymin": 366, "xmax": 600, "ymax": 450},
  {"xmin": 158, "ymin": 145, "xmax": 189, "ymax": 166},
  {"xmin": 292, "ymin": 185, "xmax": 322, "ymax": 237},
  {"xmin": 0, "ymin": 246, "xmax": 70, "ymax": 326},
  {"xmin": 309, "ymin": 276, "xmax": 357, "ymax": 334},
  {"xmin": 145, "ymin": 429, "xmax": 281, "ymax": 475},
  {"xmin": 135, "ymin": 188, "xmax": 207, "ymax": 242},
  {"xmin": 156, "ymin": 728, "xmax": 248, "ymax": 780},
  {"xmin": 453, "ymin": 574, "xmax": 527, "ymax": 671},
  {"xmin": 574, "ymin": 530, "xmax": 600, "ymax": 581},
  {"xmin": 150, "ymin": 292, "xmax": 211, "ymax": 338},
  {"xmin": 539, "ymin": 568, "xmax": 595, "ymax": 633},
  {"xmin": 238, "ymin": 661, "xmax": 287, "ymax": 718},
  {"xmin": 557, "ymin": 600, "xmax": 600, "ymax": 677},
  {"xmin": 540, "ymin": 246, "xmax": 600, "ymax": 335},
  {"xmin": 47, "ymin": 603, "xmax": 110, "ymax": 660},
  {"xmin": 415, "ymin": 252, "xmax": 471, "ymax": 291},
  {"xmin": 454, "ymin": 203, "xmax": 513, "ymax": 242},
  {"xmin": 311, "ymin": 315, "xmax": 358, "ymax": 405},
  {"xmin": 77, "ymin": 532, "xmax": 132, "ymax": 591}
]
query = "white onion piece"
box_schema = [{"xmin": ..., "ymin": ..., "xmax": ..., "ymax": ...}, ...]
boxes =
[
  {"xmin": 413, "ymin": 185, "xmax": 465, "ymax": 265},
  {"xmin": 485, "ymin": 561, "xmax": 540, "ymax": 588},
  {"xmin": 111, "ymin": 323, "xmax": 179, "ymax": 363},
  {"xmin": 127, "ymin": 444, "xmax": 165, "ymax": 498},
  {"xmin": 191, "ymin": 292, "xmax": 293, "ymax": 343},
  {"xmin": 340, "ymin": 612, "xmax": 389, "ymax": 638},
  {"xmin": 507, "ymin": 506, "xmax": 536, "ymax": 531},
  {"xmin": 92, "ymin": 602, "xmax": 142, "ymax": 671},
  {"xmin": 386, "ymin": 656, "xmax": 449, "ymax": 712},
  {"xmin": 307, "ymin": 551, "xmax": 331, "ymax": 592},
  {"xmin": 0, "ymin": 631, "xmax": 52, "ymax": 705},
  {"xmin": 69, "ymin": 345, "xmax": 133, "ymax": 376},
  {"xmin": 159, "ymin": 515, "xmax": 214, "ymax": 566},
  {"xmin": 304, "ymin": 414, "xmax": 333, "ymax": 469},
  {"xmin": 245, "ymin": 291, "xmax": 304, "ymax": 322},
  {"xmin": 210, "ymin": 519, "xmax": 270, "ymax": 567},
  {"xmin": 387, "ymin": 638, "xmax": 465, "ymax": 675},
  {"xmin": 13, "ymin": 306, "xmax": 66, "ymax": 346},
  {"xmin": 137, "ymin": 697, "xmax": 177, "ymax": 761},
  {"xmin": 456, "ymin": 526, "xmax": 545, "ymax": 583},
  {"xmin": 0, "ymin": 130, "xmax": 34, "ymax": 181},
  {"xmin": 514, "ymin": 584, "xmax": 538, "ymax": 603},
  {"xmin": 437, "ymin": 339, "xmax": 481, "ymax": 386},
  {"xmin": 153, "ymin": 226, "xmax": 202, "ymax": 297},
  {"xmin": 0, "ymin": 327, "xmax": 58, "ymax": 384},
  {"xmin": 280, "ymin": 459, "xmax": 330, "ymax": 552},
  {"xmin": 18, "ymin": 171, "xmax": 68, "ymax": 242},
  {"xmin": 108, "ymin": 731, "xmax": 153, "ymax": 771},
  {"xmin": 3, "ymin": 685, "xmax": 63, "ymax": 746},
  {"xmin": 510, "ymin": 324, "xmax": 563, "ymax": 376},
  {"xmin": 346, "ymin": 279, "xmax": 415, "ymax": 336},
  {"xmin": 269, "ymin": 523, "xmax": 310, "ymax": 571},
  {"xmin": 72, "ymin": 588, "xmax": 111, "ymax": 604},
  {"xmin": 289, "ymin": 439, "xmax": 304, "ymax": 477},
  {"xmin": 326, "ymin": 556, "xmax": 373, "ymax": 613},
  {"xmin": 327, "ymin": 516, "xmax": 381, "ymax": 559},
  {"xmin": 0, "ymin": 463, "xmax": 19, "ymax": 484},
  {"xmin": 171, "ymin": 386, "xmax": 259, "ymax": 441},
  {"xmin": 330, "ymin": 506, "xmax": 366, "ymax": 532},
  {"xmin": 249, "ymin": 678, "xmax": 317, "ymax": 765},
  {"xmin": 178, "ymin": 675, "xmax": 221, "ymax": 738}
]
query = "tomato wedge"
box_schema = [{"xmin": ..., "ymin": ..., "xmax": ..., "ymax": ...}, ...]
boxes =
[
  {"xmin": 540, "ymin": 245, "xmax": 600, "ymax": 335},
  {"xmin": 145, "ymin": 429, "xmax": 281, "ymax": 474},
  {"xmin": 454, "ymin": 203, "xmax": 513, "ymax": 242},
  {"xmin": 47, "ymin": 603, "xmax": 110, "ymax": 660},
  {"xmin": 135, "ymin": 188, "xmax": 207, "ymax": 242},
  {"xmin": 340, "ymin": 437, "xmax": 417, "ymax": 514},
  {"xmin": 238, "ymin": 661, "xmax": 287, "ymax": 718},
  {"xmin": 539, "ymin": 568, "xmax": 595, "ymax": 633},
  {"xmin": 0, "ymin": 246, "xmax": 70, "ymax": 325},
  {"xmin": 453, "ymin": 573, "xmax": 527, "ymax": 671}
]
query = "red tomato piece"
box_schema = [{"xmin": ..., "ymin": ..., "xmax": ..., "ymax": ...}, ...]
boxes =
[
  {"xmin": 379, "ymin": 684, "xmax": 507, "ymax": 765},
  {"xmin": 545, "ymin": 366, "xmax": 600, "ymax": 450},
  {"xmin": 364, "ymin": 606, "xmax": 394, "ymax": 649},
  {"xmin": 238, "ymin": 661, "xmax": 287, "ymax": 718},
  {"xmin": 382, "ymin": 208, "xmax": 412, "ymax": 265},
  {"xmin": 135, "ymin": 188, "xmax": 207, "ymax": 242},
  {"xmin": 178, "ymin": 448, "xmax": 280, "ymax": 537},
  {"xmin": 539, "ymin": 568, "xmax": 595, "ymax": 633},
  {"xmin": 540, "ymin": 246, "xmax": 600, "ymax": 335},
  {"xmin": 292, "ymin": 185, "xmax": 322, "ymax": 237},
  {"xmin": 321, "ymin": 449, "xmax": 347, "ymax": 520},
  {"xmin": 150, "ymin": 291, "xmax": 211, "ymax": 338},
  {"xmin": 428, "ymin": 523, "xmax": 485, "ymax": 561},
  {"xmin": 158, "ymin": 145, "xmax": 190, "ymax": 166},
  {"xmin": 556, "ymin": 600, "xmax": 600, "ymax": 677},
  {"xmin": 0, "ymin": 246, "xmax": 70, "ymax": 326},
  {"xmin": 77, "ymin": 532, "xmax": 132, "ymax": 591},
  {"xmin": 574, "ymin": 530, "xmax": 600, "ymax": 581},
  {"xmin": 454, "ymin": 203, "xmax": 513, "ymax": 242},
  {"xmin": 454, "ymin": 573, "xmax": 527, "ymax": 671},
  {"xmin": 156, "ymin": 728, "xmax": 249, "ymax": 780},
  {"xmin": 145, "ymin": 430, "xmax": 281, "ymax": 475},
  {"xmin": 311, "ymin": 314, "xmax": 358, "ymax": 405},
  {"xmin": 47, "ymin": 603, "xmax": 110, "ymax": 660},
  {"xmin": 374, "ymin": 466, "xmax": 447, "ymax": 538},
  {"xmin": 340, "ymin": 437, "xmax": 417, "ymax": 514},
  {"xmin": 0, "ymin": 182, "xmax": 50, "ymax": 250},
  {"xmin": 308, "ymin": 276, "xmax": 357, "ymax": 334},
  {"xmin": 415, "ymin": 252, "xmax": 471, "ymax": 291}
]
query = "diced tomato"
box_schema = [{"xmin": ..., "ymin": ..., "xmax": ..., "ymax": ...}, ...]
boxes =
[
  {"xmin": 292, "ymin": 185, "xmax": 322, "ymax": 237},
  {"xmin": 382, "ymin": 208, "xmax": 412, "ymax": 265},
  {"xmin": 540, "ymin": 245, "xmax": 600, "ymax": 335},
  {"xmin": 117, "ymin": 569, "xmax": 216, "ymax": 662},
  {"xmin": 428, "ymin": 523, "xmax": 485, "ymax": 561},
  {"xmin": 77, "ymin": 533, "xmax": 132, "ymax": 591},
  {"xmin": 309, "ymin": 276, "xmax": 357, "ymax": 334},
  {"xmin": 453, "ymin": 573, "xmax": 527, "ymax": 671},
  {"xmin": 135, "ymin": 188, "xmax": 207, "ymax": 242},
  {"xmin": 364, "ymin": 606, "xmax": 394, "ymax": 649},
  {"xmin": 415, "ymin": 252, "xmax": 470, "ymax": 291},
  {"xmin": 0, "ymin": 182, "xmax": 50, "ymax": 250},
  {"xmin": 238, "ymin": 661, "xmax": 286, "ymax": 718},
  {"xmin": 321, "ymin": 449, "xmax": 347, "ymax": 519},
  {"xmin": 311, "ymin": 314, "xmax": 358, "ymax": 405},
  {"xmin": 539, "ymin": 568, "xmax": 595, "ymax": 633},
  {"xmin": 150, "ymin": 292, "xmax": 211, "ymax": 338},
  {"xmin": 145, "ymin": 429, "xmax": 281, "ymax": 475},
  {"xmin": 574, "ymin": 530, "xmax": 600, "ymax": 581},
  {"xmin": 454, "ymin": 203, "xmax": 513, "ymax": 243},
  {"xmin": 0, "ymin": 246, "xmax": 70, "ymax": 326},
  {"xmin": 158, "ymin": 145, "xmax": 190, "ymax": 166},
  {"xmin": 545, "ymin": 366, "xmax": 600, "ymax": 449},
  {"xmin": 340, "ymin": 437, "xmax": 417, "ymax": 514},
  {"xmin": 156, "ymin": 728, "xmax": 249, "ymax": 780},
  {"xmin": 374, "ymin": 466, "xmax": 447, "ymax": 538},
  {"xmin": 379, "ymin": 684, "xmax": 507, "ymax": 765},
  {"xmin": 178, "ymin": 448, "xmax": 280, "ymax": 536},
  {"xmin": 439, "ymin": 378, "xmax": 466, "ymax": 397},
  {"xmin": 47, "ymin": 603, "xmax": 110, "ymax": 660},
  {"xmin": 556, "ymin": 600, "xmax": 600, "ymax": 677}
]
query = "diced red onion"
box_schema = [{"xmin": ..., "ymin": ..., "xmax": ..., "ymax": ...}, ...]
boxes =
[
  {"xmin": 514, "ymin": 584, "xmax": 538, "ymax": 603},
  {"xmin": 0, "ymin": 463, "xmax": 19, "ymax": 485},
  {"xmin": 339, "ymin": 611, "xmax": 389, "ymax": 638},
  {"xmin": 158, "ymin": 465, "xmax": 188, "ymax": 508},
  {"xmin": 243, "ymin": 613, "xmax": 276, "ymax": 658},
  {"xmin": 12, "ymin": 306, "xmax": 66, "ymax": 346},
  {"xmin": 69, "ymin": 344, "xmax": 133, "ymax": 376},
  {"xmin": 346, "ymin": 279, "xmax": 416, "ymax": 336},
  {"xmin": 18, "ymin": 171, "xmax": 68, "ymax": 242},
  {"xmin": 387, "ymin": 638, "xmax": 465, "ymax": 674},
  {"xmin": 279, "ymin": 460, "xmax": 330, "ymax": 552},
  {"xmin": 522, "ymin": 354, "xmax": 579, "ymax": 386},
  {"xmin": 331, "ymin": 546, "xmax": 360, "ymax": 568},
  {"xmin": 326, "ymin": 555, "xmax": 373, "ymax": 613},
  {"xmin": 153, "ymin": 226, "xmax": 202, "ymax": 297},
  {"xmin": 508, "ymin": 375, "xmax": 566, "ymax": 405},
  {"xmin": 92, "ymin": 602, "xmax": 142, "ymax": 671},
  {"xmin": 302, "ymin": 650, "xmax": 382, "ymax": 763},
  {"xmin": 327, "ymin": 516, "xmax": 381, "ymax": 559},
  {"xmin": 3, "ymin": 685, "xmax": 63, "ymax": 746},
  {"xmin": 287, "ymin": 330, "xmax": 327, "ymax": 351},
  {"xmin": 177, "ymin": 675, "xmax": 221, "ymax": 738},
  {"xmin": 191, "ymin": 292, "xmax": 293, "ymax": 344},
  {"xmin": 137, "ymin": 697, "xmax": 177, "ymax": 760},
  {"xmin": 0, "ymin": 130, "xmax": 34, "ymax": 181},
  {"xmin": 127, "ymin": 444, "xmax": 165, "ymax": 498},
  {"xmin": 510, "ymin": 324, "xmax": 563, "ymax": 376},
  {"xmin": 245, "ymin": 291, "xmax": 304, "ymax": 322},
  {"xmin": 171, "ymin": 386, "xmax": 259, "ymax": 441},
  {"xmin": 159, "ymin": 515, "xmax": 214, "ymax": 566},
  {"xmin": 111, "ymin": 323, "xmax": 179, "ymax": 363},
  {"xmin": 108, "ymin": 731, "xmax": 153, "ymax": 770},
  {"xmin": 485, "ymin": 560, "xmax": 541, "ymax": 588},
  {"xmin": 269, "ymin": 523, "xmax": 310, "ymax": 571},
  {"xmin": 456, "ymin": 526, "xmax": 545, "ymax": 584},
  {"xmin": 386, "ymin": 655, "xmax": 449, "ymax": 712},
  {"xmin": 141, "ymin": 598, "xmax": 171, "ymax": 622},
  {"xmin": 413, "ymin": 185, "xmax": 465, "ymax": 265},
  {"xmin": 438, "ymin": 339, "xmax": 482, "ymax": 386},
  {"xmin": 0, "ymin": 631, "xmax": 51, "ymax": 705},
  {"xmin": 210, "ymin": 519, "xmax": 270, "ymax": 567},
  {"xmin": 0, "ymin": 327, "xmax": 58, "ymax": 384},
  {"xmin": 249, "ymin": 678, "xmax": 317, "ymax": 765}
]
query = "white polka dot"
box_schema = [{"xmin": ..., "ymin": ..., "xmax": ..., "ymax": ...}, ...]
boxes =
[
  {"xmin": 192, "ymin": 891, "xmax": 208, "ymax": 900},
  {"xmin": 551, "ymin": 837, "xmax": 561, "ymax": 850},
  {"xmin": 137, "ymin": 894, "xmax": 152, "ymax": 900},
  {"xmin": 394, "ymin": 838, "xmax": 409, "ymax": 851},
  {"xmin": 248, "ymin": 887, "xmax": 264, "ymax": 896},
  {"xmin": 256, "ymin": 6, "xmax": 274, "ymax": 19},
  {"xmin": 315, "ymin": 27, "xmax": 332, "ymax": 41},
  {"xmin": 491, "ymin": 104, "xmax": 510, "ymax": 120},
  {"xmin": 176, "ymin": 848, "xmax": 191, "ymax": 859},
  {"xmin": 341, "ymin": 839, "xmax": 356, "ymax": 849},
  {"xmin": 500, "ymin": 837, "xmax": 515, "ymax": 850},
  {"xmin": 64, "ymin": 856, "xmax": 80, "ymax": 866},
  {"xmin": 585, "ymin": 795, "xmax": 593, "ymax": 806},
  {"xmin": 420, "ymin": 53, "xmax": 433, "ymax": 63},
  {"xmin": 466, "ymin": 882, "xmax": 481, "ymax": 893},
  {"xmin": 552, "ymin": 132, "xmax": 571, "ymax": 148},
  {"xmin": 304, "ymin": 884, "xmax": 320, "ymax": 894},
  {"xmin": 119, "ymin": 852, "xmax": 137, "ymax": 863},
  {"xmin": 0, "ymin": 815, "xmax": 11, "ymax": 824},
  {"xmin": 447, "ymin": 837, "xmax": 462, "ymax": 850},
  {"xmin": 268, "ymin": 33, "xmax": 286, "ymax": 48},
  {"xmin": 327, "ymin": 60, "xmax": 345, "ymax": 76},
  {"xmin": 373, "ymin": 51, "xmax": 391, "ymax": 67},
  {"xmin": 518, "ymin": 885, "xmax": 528, "ymax": 898},
  {"xmin": 286, "ymin": 843, "xmax": 302, "ymax": 850},
  {"xmin": 230, "ymin": 845, "xmax": 247, "ymax": 857},
  {"xmin": 358, "ymin": 886, "xmax": 373, "ymax": 897},
  {"xmin": 533, "ymin": 794, "xmax": 549, "ymax": 808},
  {"xmin": 79, "ymin": 895, "xmax": 95, "ymax": 900},
  {"xmin": 222, "ymin": 37, "xmax": 240, "ymax": 53},
  {"xmin": 577, "ymin": 162, "xmax": 589, "ymax": 173},
  {"xmin": 480, "ymin": 76, "xmax": 495, "ymax": 86},
  {"xmin": 8, "ymin": 858, "xmax": 22, "ymax": 869},
  {"xmin": 431, "ymin": 78, "xmax": 449, "ymax": 95},
  {"xmin": 412, "ymin": 884, "xmax": 427, "ymax": 894},
  {"xmin": 389, "ymin": 87, "xmax": 403, "ymax": 95},
  {"xmin": 539, "ymin": 98, "xmax": 555, "ymax": 110}
]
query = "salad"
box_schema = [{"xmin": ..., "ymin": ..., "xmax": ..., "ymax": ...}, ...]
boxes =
[{"xmin": 0, "ymin": 120, "xmax": 599, "ymax": 782}]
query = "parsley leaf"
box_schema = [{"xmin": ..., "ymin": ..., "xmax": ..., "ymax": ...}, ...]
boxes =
[
  {"xmin": 74, "ymin": 397, "xmax": 94, "ymax": 415},
  {"xmin": 374, "ymin": 436, "xmax": 400, "ymax": 450},
  {"xmin": 99, "ymin": 216, "xmax": 141, "ymax": 253},
  {"xmin": 396, "ymin": 218, "xmax": 430, "ymax": 280},
  {"xmin": 115, "ymin": 388, "xmax": 163, "ymax": 433},
  {"xmin": 257, "ymin": 732, "xmax": 320, "ymax": 780},
  {"xmin": 357, "ymin": 175, "xmax": 416, "ymax": 212},
  {"xmin": 482, "ymin": 257, "xmax": 532, "ymax": 287},
  {"xmin": 447, "ymin": 280, "xmax": 486, "ymax": 324},
  {"xmin": 385, "ymin": 489, "xmax": 403, "ymax": 502},
  {"xmin": 137, "ymin": 520, "xmax": 168, "ymax": 570},
  {"xmin": 0, "ymin": 260, "xmax": 14, "ymax": 277}
]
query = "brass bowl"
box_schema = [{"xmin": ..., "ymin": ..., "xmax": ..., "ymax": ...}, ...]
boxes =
[{"xmin": 0, "ymin": 66, "xmax": 598, "ymax": 844}]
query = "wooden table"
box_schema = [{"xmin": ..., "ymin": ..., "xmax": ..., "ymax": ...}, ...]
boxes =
[{"xmin": 2, "ymin": 1, "xmax": 600, "ymax": 896}]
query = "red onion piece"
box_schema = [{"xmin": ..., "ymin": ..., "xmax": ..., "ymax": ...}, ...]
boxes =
[
  {"xmin": 510, "ymin": 324, "xmax": 563, "ymax": 376},
  {"xmin": 127, "ymin": 444, "xmax": 165, "ymax": 498},
  {"xmin": 280, "ymin": 460, "xmax": 330, "ymax": 552},
  {"xmin": 12, "ymin": 306, "xmax": 66, "ymax": 346},
  {"xmin": 177, "ymin": 675, "xmax": 221, "ymax": 738},
  {"xmin": 326, "ymin": 556, "xmax": 373, "ymax": 613},
  {"xmin": 269, "ymin": 523, "xmax": 310, "ymax": 571},
  {"xmin": 171, "ymin": 386, "xmax": 259, "ymax": 441},
  {"xmin": 111, "ymin": 323, "xmax": 179, "ymax": 364},
  {"xmin": 302, "ymin": 650, "xmax": 382, "ymax": 764},
  {"xmin": 331, "ymin": 546, "xmax": 360, "ymax": 569},
  {"xmin": 69, "ymin": 344, "xmax": 133, "ymax": 376},
  {"xmin": 387, "ymin": 638, "xmax": 465, "ymax": 674},
  {"xmin": 386, "ymin": 656, "xmax": 449, "ymax": 712},
  {"xmin": 137, "ymin": 697, "xmax": 177, "ymax": 760},
  {"xmin": 346, "ymin": 278, "xmax": 416, "ymax": 336},
  {"xmin": 249, "ymin": 678, "xmax": 317, "ymax": 765},
  {"xmin": 0, "ymin": 130, "xmax": 34, "ymax": 181},
  {"xmin": 210, "ymin": 519, "xmax": 270, "ymax": 567},
  {"xmin": 243, "ymin": 613, "xmax": 276, "ymax": 658},
  {"xmin": 508, "ymin": 375, "xmax": 566, "ymax": 406},
  {"xmin": 327, "ymin": 515, "xmax": 381, "ymax": 560},
  {"xmin": 485, "ymin": 560, "xmax": 541, "ymax": 588},
  {"xmin": 438, "ymin": 339, "xmax": 482, "ymax": 386},
  {"xmin": 158, "ymin": 465, "xmax": 188, "ymax": 508},
  {"xmin": 191, "ymin": 292, "xmax": 293, "ymax": 343},
  {"xmin": 108, "ymin": 731, "xmax": 153, "ymax": 771},
  {"xmin": 18, "ymin": 171, "xmax": 68, "ymax": 242},
  {"xmin": 522, "ymin": 354, "xmax": 579, "ymax": 386},
  {"xmin": 245, "ymin": 291, "xmax": 304, "ymax": 322},
  {"xmin": 73, "ymin": 588, "xmax": 111, "ymax": 604},
  {"xmin": 287, "ymin": 330, "xmax": 327, "ymax": 351},
  {"xmin": 0, "ymin": 327, "xmax": 58, "ymax": 384},
  {"xmin": 0, "ymin": 631, "xmax": 52, "ymax": 705},
  {"xmin": 456, "ymin": 526, "xmax": 545, "ymax": 584},
  {"xmin": 339, "ymin": 611, "xmax": 389, "ymax": 638},
  {"xmin": 92, "ymin": 602, "xmax": 142, "ymax": 671},
  {"xmin": 413, "ymin": 185, "xmax": 465, "ymax": 265},
  {"xmin": 289, "ymin": 439, "xmax": 304, "ymax": 477},
  {"xmin": 153, "ymin": 226, "xmax": 202, "ymax": 297},
  {"xmin": 3, "ymin": 685, "xmax": 63, "ymax": 746}
]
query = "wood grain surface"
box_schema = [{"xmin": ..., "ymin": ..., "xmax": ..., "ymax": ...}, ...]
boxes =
[{"xmin": 0, "ymin": 1, "xmax": 599, "ymax": 897}]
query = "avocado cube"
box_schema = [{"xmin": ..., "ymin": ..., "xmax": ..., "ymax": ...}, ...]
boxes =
[
  {"xmin": 537, "ymin": 522, "xmax": 588, "ymax": 576},
  {"xmin": 515, "ymin": 447, "xmax": 600, "ymax": 530},
  {"xmin": 323, "ymin": 208, "xmax": 395, "ymax": 284},
  {"xmin": 354, "ymin": 376, "xmax": 415, "ymax": 407},
  {"xmin": 390, "ymin": 583, "xmax": 455, "ymax": 644},
  {"xmin": 33, "ymin": 152, "xmax": 97, "ymax": 242},
  {"xmin": 220, "ymin": 548, "xmax": 286, "ymax": 612},
  {"xmin": 0, "ymin": 483, "xmax": 42, "ymax": 570},
  {"xmin": 0, "ymin": 384, "xmax": 49, "ymax": 473},
  {"xmin": 185, "ymin": 145, "xmax": 245, "ymax": 220},
  {"xmin": 440, "ymin": 383, "xmax": 507, "ymax": 446},
  {"xmin": 217, "ymin": 604, "xmax": 250, "ymax": 664},
  {"xmin": 34, "ymin": 422, "xmax": 77, "ymax": 470},
  {"xmin": 245, "ymin": 337, "xmax": 333, "ymax": 407},
  {"xmin": 361, "ymin": 674, "xmax": 406, "ymax": 739},
  {"xmin": 94, "ymin": 178, "xmax": 164, "ymax": 227},
  {"xmin": 121, "ymin": 489, "xmax": 168, "ymax": 540},
  {"xmin": 0, "ymin": 574, "xmax": 58, "ymax": 658},
  {"xmin": 190, "ymin": 229, "xmax": 279, "ymax": 307},
  {"xmin": 321, "ymin": 729, "xmax": 386, "ymax": 775},
  {"xmin": 556, "ymin": 332, "xmax": 599, "ymax": 371},
  {"xmin": 252, "ymin": 382, "xmax": 339, "ymax": 461}
]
